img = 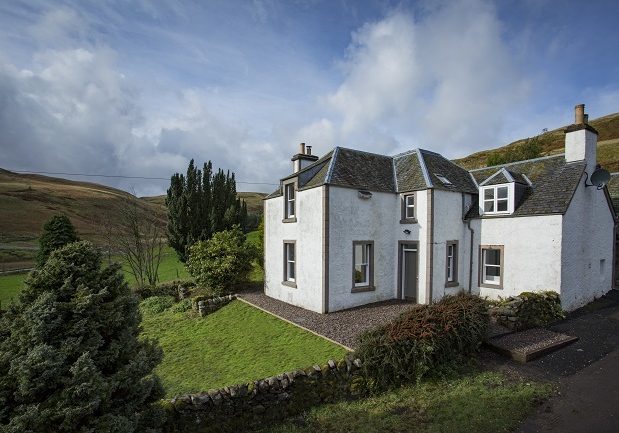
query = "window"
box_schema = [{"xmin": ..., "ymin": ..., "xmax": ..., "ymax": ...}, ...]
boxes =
[
  {"xmin": 284, "ymin": 183, "xmax": 296, "ymax": 220},
  {"xmin": 283, "ymin": 242, "xmax": 296, "ymax": 285},
  {"xmin": 482, "ymin": 185, "xmax": 509, "ymax": 214},
  {"xmin": 435, "ymin": 173, "xmax": 453, "ymax": 186},
  {"xmin": 352, "ymin": 241, "xmax": 374, "ymax": 291},
  {"xmin": 446, "ymin": 241, "xmax": 458, "ymax": 286},
  {"xmin": 480, "ymin": 246, "xmax": 503, "ymax": 288},
  {"xmin": 401, "ymin": 193, "xmax": 416, "ymax": 222}
]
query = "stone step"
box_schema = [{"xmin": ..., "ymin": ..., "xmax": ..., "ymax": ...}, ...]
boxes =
[{"xmin": 486, "ymin": 328, "xmax": 579, "ymax": 363}]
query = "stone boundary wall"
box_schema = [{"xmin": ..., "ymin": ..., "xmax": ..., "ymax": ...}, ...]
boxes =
[
  {"xmin": 488, "ymin": 291, "xmax": 563, "ymax": 330},
  {"xmin": 164, "ymin": 357, "xmax": 365, "ymax": 433},
  {"xmin": 192, "ymin": 294, "xmax": 237, "ymax": 317}
]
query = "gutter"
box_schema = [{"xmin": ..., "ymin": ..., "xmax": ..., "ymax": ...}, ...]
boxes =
[{"xmin": 466, "ymin": 219, "xmax": 474, "ymax": 295}]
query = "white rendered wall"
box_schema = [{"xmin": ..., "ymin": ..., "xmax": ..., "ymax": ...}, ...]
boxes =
[
  {"xmin": 327, "ymin": 186, "xmax": 431, "ymax": 311},
  {"xmin": 560, "ymin": 177, "xmax": 614, "ymax": 311},
  {"xmin": 472, "ymin": 215, "xmax": 563, "ymax": 301},
  {"xmin": 565, "ymin": 129, "xmax": 598, "ymax": 174},
  {"xmin": 328, "ymin": 187, "xmax": 398, "ymax": 311},
  {"xmin": 264, "ymin": 187, "xmax": 325, "ymax": 313},
  {"xmin": 431, "ymin": 190, "xmax": 473, "ymax": 300}
]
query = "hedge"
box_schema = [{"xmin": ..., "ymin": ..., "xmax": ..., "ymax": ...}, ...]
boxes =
[{"xmin": 355, "ymin": 294, "xmax": 489, "ymax": 389}]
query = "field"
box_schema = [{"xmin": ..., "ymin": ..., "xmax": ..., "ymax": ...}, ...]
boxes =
[
  {"xmin": 140, "ymin": 300, "xmax": 348, "ymax": 397},
  {"xmin": 0, "ymin": 273, "xmax": 26, "ymax": 307},
  {"xmin": 261, "ymin": 370, "xmax": 553, "ymax": 433}
]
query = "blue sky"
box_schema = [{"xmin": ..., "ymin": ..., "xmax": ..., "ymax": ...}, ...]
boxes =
[{"xmin": 0, "ymin": 0, "xmax": 618, "ymax": 195}]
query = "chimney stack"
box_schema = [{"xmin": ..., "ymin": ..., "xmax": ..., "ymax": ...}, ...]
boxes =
[
  {"xmin": 291, "ymin": 142, "xmax": 319, "ymax": 173},
  {"xmin": 564, "ymin": 103, "xmax": 598, "ymax": 173},
  {"xmin": 575, "ymin": 104, "xmax": 585, "ymax": 124}
]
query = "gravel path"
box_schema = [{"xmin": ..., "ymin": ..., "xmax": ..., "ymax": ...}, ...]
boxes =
[{"xmin": 238, "ymin": 290, "xmax": 415, "ymax": 349}]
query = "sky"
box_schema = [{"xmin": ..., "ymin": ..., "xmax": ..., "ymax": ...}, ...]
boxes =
[{"xmin": 0, "ymin": 0, "xmax": 618, "ymax": 196}]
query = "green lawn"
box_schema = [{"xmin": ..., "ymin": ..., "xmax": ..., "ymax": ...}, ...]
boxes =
[
  {"xmin": 0, "ymin": 273, "xmax": 27, "ymax": 307},
  {"xmin": 140, "ymin": 300, "xmax": 348, "ymax": 397},
  {"xmin": 261, "ymin": 370, "xmax": 553, "ymax": 433},
  {"xmin": 120, "ymin": 248, "xmax": 189, "ymax": 286}
]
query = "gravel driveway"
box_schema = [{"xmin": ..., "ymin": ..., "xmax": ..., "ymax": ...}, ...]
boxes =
[{"xmin": 238, "ymin": 290, "xmax": 414, "ymax": 349}]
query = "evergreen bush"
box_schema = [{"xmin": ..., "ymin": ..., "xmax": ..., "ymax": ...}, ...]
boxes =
[
  {"xmin": 186, "ymin": 225, "xmax": 255, "ymax": 296},
  {"xmin": 355, "ymin": 294, "xmax": 489, "ymax": 390},
  {"xmin": 0, "ymin": 241, "xmax": 165, "ymax": 432}
]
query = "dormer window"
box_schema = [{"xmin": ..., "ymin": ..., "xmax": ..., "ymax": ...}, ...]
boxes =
[{"xmin": 482, "ymin": 185, "xmax": 510, "ymax": 214}]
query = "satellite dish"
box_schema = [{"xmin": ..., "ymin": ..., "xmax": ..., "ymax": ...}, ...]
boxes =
[{"xmin": 590, "ymin": 167, "xmax": 611, "ymax": 189}]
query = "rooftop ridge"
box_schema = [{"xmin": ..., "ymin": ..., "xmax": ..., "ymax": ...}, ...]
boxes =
[
  {"xmin": 335, "ymin": 146, "xmax": 394, "ymax": 159},
  {"xmin": 415, "ymin": 149, "xmax": 433, "ymax": 188},
  {"xmin": 468, "ymin": 153, "xmax": 565, "ymax": 173},
  {"xmin": 325, "ymin": 146, "xmax": 340, "ymax": 184}
]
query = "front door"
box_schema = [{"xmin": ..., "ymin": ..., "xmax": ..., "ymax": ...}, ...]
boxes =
[{"xmin": 401, "ymin": 244, "xmax": 418, "ymax": 301}]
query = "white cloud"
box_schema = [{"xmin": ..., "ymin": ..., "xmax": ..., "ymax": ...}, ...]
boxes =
[{"xmin": 299, "ymin": 0, "xmax": 530, "ymax": 158}]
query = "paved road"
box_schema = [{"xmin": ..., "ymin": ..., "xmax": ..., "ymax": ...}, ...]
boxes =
[{"xmin": 508, "ymin": 290, "xmax": 619, "ymax": 433}]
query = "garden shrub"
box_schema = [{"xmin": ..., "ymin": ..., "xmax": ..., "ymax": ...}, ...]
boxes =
[
  {"xmin": 169, "ymin": 298, "xmax": 193, "ymax": 313},
  {"xmin": 135, "ymin": 280, "xmax": 196, "ymax": 300},
  {"xmin": 355, "ymin": 293, "xmax": 489, "ymax": 390},
  {"xmin": 186, "ymin": 225, "xmax": 255, "ymax": 296},
  {"xmin": 140, "ymin": 296, "xmax": 177, "ymax": 314}
]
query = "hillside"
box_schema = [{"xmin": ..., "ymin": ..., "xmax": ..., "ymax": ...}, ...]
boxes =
[
  {"xmin": 0, "ymin": 168, "xmax": 166, "ymax": 246},
  {"xmin": 454, "ymin": 112, "xmax": 619, "ymax": 171},
  {"xmin": 141, "ymin": 191, "xmax": 267, "ymax": 215}
]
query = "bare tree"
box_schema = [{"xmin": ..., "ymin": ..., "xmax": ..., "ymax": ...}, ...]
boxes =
[{"xmin": 101, "ymin": 195, "xmax": 165, "ymax": 288}]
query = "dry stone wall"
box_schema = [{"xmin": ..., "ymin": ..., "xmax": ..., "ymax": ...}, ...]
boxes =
[{"xmin": 164, "ymin": 357, "xmax": 365, "ymax": 433}]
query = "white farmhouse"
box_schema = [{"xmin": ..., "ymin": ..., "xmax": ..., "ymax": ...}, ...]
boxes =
[{"xmin": 263, "ymin": 105, "xmax": 617, "ymax": 313}]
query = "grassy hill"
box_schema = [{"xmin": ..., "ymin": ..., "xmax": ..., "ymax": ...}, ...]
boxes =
[
  {"xmin": 0, "ymin": 169, "xmax": 166, "ymax": 246},
  {"xmin": 141, "ymin": 191, "xmax": 266, "ymax": 215},
  {"xmin": 454, "ymin": 112, "xmax": 619, "ymax": 171}
]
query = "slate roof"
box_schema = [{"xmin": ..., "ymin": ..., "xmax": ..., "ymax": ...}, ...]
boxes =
[
  {"xmin": 466, "ymin": 155, "xmax": 585, "ymax": 218},
  {"xmin": 608, "ymin": 173, "xmax": 619, "ymax": 214},
  {"xmin": 328, "ymin": 147, "xmax": 395, "ymax": 192},
  {"xmin": 267, "ymin": 146, "xmax": 589, "ymax": 218},
  {"xmin": 393, "ymin": 151, "xmax": 427, "ymax": 192}
]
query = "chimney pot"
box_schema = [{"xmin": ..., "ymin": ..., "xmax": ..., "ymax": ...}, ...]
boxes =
[
  {"xmin": 575, "ymin": 104, "xmax": 585, "ymax": 124},
  {"xmin": 584, "ymin": 114, "xmax": 589, "ymax": 124},
  {"xmin": 306, "ymin": 145, "xmax": 312, "ymax": 155},
  {"xmin": 299, "ymin": 143, "xmax": 306, "ymax": 154}
]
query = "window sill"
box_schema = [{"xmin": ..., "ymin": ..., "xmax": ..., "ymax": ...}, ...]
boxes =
[
  {"xmin": 399, "ymin": 218, "xmax": 417, "ymax": 224},
  {"xmin": 351, "ymin": 285, "xmax": 375, "ymax": 293},
  {"xmin": 282, "ymin": 280, "xmax": 297, "ymax": 288},
  {"xmin": 445, "ymin": 281, "xmax": 459, "ymax": 288},
  {"xmin": 282, "ymin": 217, "xmax": 297, "ymax": 223},
  {"xmin": 480, "ymin": 282, "xmax": 503, "ymax": 289}
]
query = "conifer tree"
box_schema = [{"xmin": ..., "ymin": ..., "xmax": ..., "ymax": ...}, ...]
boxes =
[
  {"xmin": 36, "ymin": 214, "xmax": 79, "ymax": 267},
  {"xmin": 166, "ymin": 160, "xmax": 247, "ymax": 261},
  {"xmin": 0, "ymin": 241, "xmax": 165, "ymax": 432}
]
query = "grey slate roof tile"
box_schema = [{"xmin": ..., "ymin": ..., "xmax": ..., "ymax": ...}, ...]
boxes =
[
  {"xmin": 415, "ymin": 150, "xmax": 477, "ymax": 194},
  {"xmin": 394, "ymin": 151, "xmax": 427, "ymax": 192},
  {"xmin": 328, "ymin": 147, "xmax": 395, "ymax": 192}
]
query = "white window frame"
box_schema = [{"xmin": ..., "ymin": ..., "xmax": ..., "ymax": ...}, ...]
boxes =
[
  {"xmin": 284, "ymin": 242, "xmax": 296, "ymax": 283},
  {"xmin": 481, "ymin": 185, "xmax": 510, "ymax": 215},
  {"xmin": 446, "ymin": 241, "xmax": 458, "ymax": 285},
  {"xmin": 481, "ymin": 246, "xmax": 503, "ymax": 288},
  {"xmin": 352, "ymin": 241, "xmax": 374, "ymax": 289},
  {"xmin": 284, "ymin": 183, "xmax": 295, "ymax": 219},
  {"xmin": 405, "ymin": 194, "xmax": 415, "ymax": 219}
]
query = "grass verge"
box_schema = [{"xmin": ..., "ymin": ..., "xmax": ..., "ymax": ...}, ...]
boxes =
[
  {"xmin": 140, "ymin": 300, "xmax": 348, "ymax": 397},
  {"xmin": 260, "ymin": 370, "xmax": 553, "ymax": 433}
]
